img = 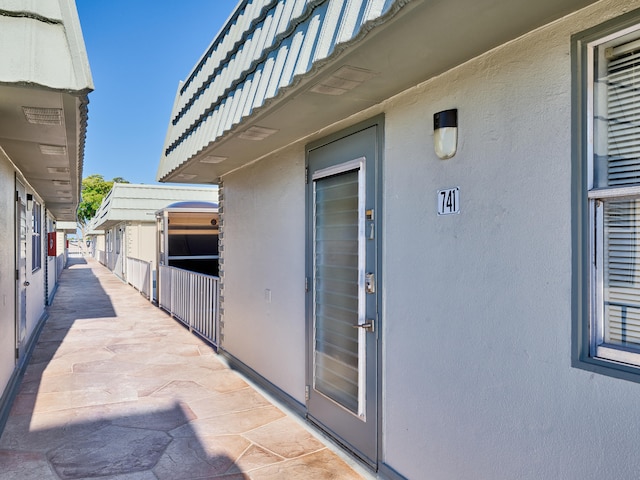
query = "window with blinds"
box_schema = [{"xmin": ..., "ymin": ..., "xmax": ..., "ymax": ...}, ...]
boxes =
[
  {"xmin": 603, "ymin": 200, "xmax": 640, "ymax": 347},
  {"xmin": 592, "ymin": 31, "xmax": 640, "ymax": 365}
]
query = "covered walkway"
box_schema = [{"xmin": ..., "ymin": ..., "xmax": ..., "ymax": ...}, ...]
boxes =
[{"xmin": 0, "ymin": 258, "xmax": 370, "ymax": 479}]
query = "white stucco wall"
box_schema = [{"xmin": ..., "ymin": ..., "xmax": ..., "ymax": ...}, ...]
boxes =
[
  {"xmin": 126, "ymin": 222, "xmax": 156, "ymax": 265},
  {"xmin": 0, "ymin": 151, "xmax": 17, "ymax": 398},
  {"xmin": 381, "ymin": 1, "xmax": 640, "ymax": 479},
  {"xmin": 93, "ymin": 233, "xmax": 105, "ymax": 258},
  {"xmin": 97, "ymin": 222, "xmax": 157, "ymax": 279},
  {"xmin": 221, "ymin": 146, "xmax": 307, "ymax": 403},
  {"xmin": 46, "ymin": 253, "xmax": 57, "ymax": 303},
  {"xmin": 218, "ymin": 0, "xmax": 640, "ymax": 478},
  {"xmin": 0, "ymin": 154, "xmax": 48, "ymax": 404}
]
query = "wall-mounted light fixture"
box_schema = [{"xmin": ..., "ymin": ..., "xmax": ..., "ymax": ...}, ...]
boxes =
[
  {"xmin": 433, "ymin": 109, "xmax": 458, "ymax": 160},
  {"xmin": 26, "ymin": 193, "xmax": 33, "ymax": 210}
]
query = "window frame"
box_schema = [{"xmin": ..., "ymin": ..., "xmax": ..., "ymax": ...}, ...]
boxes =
[
  {"xmin": 574, "ymin": 8, "xmax": 640, "ymax": 380},
  {"xmin": 31, "ymin": 200, "xmax": 42, "ymax": 272}
]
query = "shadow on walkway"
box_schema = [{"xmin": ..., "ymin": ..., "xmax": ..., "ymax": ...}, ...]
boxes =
[{"xmin": 0, "ymin": 258, "xmax": 366, "ymax": 479}]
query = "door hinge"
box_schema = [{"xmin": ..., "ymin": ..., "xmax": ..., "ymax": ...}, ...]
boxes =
[
  {"xmin": 305, "ymin": 277, "xmax": 310, "ymax": 293},
  {"xmin": 305, "ymin": 167, "xmax": 309, "ymax": 184},
  {"xmin": 16, "ymin": 269, "xmax": 19, "ymax": 281},
  {"xmin": 305, "ymin": 385, "xmax": 310, "ymax": 401}
]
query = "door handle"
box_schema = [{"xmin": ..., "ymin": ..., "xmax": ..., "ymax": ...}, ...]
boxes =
[
  {"xmin": 23, "ymin": 281, "xmax": 30, "ymax": 287},
  {"xmin": 353, "ymin": 320, "xmax": 374, "ymax": 333}
]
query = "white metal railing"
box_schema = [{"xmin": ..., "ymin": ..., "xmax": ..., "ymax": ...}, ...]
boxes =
[
  {"xmin": 158, "ymin": 265, "xmax": 219, "ymax": 346},
  {"xmin": 126, "ymin": 257, "xmax": 153, "ymax": 299},
  {"xmin": 97, "ymin": 249, "xmax": 106, "ymax": 265}
]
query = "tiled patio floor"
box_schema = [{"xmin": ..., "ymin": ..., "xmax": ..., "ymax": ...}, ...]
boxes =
[{"xmin": 0, "ymin": 257, "xmax": 373, "ymax": 480}]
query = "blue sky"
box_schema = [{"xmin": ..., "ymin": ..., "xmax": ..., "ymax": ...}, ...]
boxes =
[{"xmin": 76, "ymin": 1, "xmax": 240, "ymax": 184}]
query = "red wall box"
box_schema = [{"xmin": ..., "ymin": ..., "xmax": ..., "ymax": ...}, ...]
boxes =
[{"xmin": 47, "ymin": 232, "xmax": 56, "ymax": 256}]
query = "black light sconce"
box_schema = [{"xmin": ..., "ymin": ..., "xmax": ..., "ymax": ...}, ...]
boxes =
[{"xmin": 433, "ymin": 109, "xmax": 458, "ymax": 160}]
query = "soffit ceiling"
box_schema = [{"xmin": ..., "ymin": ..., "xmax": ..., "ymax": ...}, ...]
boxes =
[
  {"xmin": 160, "ymin": 0, "xmax": 598, "ymax": 183},
  {"xmin": 0, "ymin": 84, "xmax": 87, "ymax": 221}
]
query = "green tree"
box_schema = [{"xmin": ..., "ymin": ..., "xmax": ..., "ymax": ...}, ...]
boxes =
[{"xmin": 77, "ymin": 174, "xmax": 129, "ymax": 244}]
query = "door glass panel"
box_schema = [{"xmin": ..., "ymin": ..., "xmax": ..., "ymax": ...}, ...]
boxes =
[{"xmin": 313, "ymin": 169, "xmax": 360, "ymax": 414}]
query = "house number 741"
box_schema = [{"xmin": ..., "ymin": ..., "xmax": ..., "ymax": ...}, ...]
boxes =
[{"xmin": 437, "ymin": 187, "xmax": 460, "ymax": 215}]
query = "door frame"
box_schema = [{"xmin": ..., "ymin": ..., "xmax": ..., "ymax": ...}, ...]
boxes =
[
  {"xmin": 15, "ymin": 177, "xmax": 28, "ymax": 362},
  {"xmin": 305, "ymin": 115, "xmax": 384, "ymax": 468}
]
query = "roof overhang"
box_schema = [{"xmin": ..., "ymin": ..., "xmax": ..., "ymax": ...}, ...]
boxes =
[
  {"xmin": 0, "ymin": 87, "xmax": 90, "ymax": 221},
  {"xmin": 159, "ymin": 0, "xmax": 597, "ymax": 183},
  {"xmin": 90, "ymin": 184, "xmax": 219, "ymax": 230},
  {"xmin": 55, "ymin": 221, "xmax": 79, "ymax": 234},
  {"xmin": 0, "ymin": 2, "xmax": 93, "ymax": 221}
]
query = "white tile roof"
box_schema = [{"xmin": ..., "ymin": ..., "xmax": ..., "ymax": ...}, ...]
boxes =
[
  {"xmin": 158, "ymin": 0, "xmax": 396, "ymax": 180},
  {"xmin": 92, "ymin": 183, "xmax": 218, "ymax": 228}
]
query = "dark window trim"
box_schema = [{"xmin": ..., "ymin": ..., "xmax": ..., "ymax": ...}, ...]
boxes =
[{"xmin": 572, "ymin": 7, "xmax": 640, "ymax": 382}]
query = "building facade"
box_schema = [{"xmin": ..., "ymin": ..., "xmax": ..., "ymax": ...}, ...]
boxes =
[
  {"xmin": 158, "ymin": 0, "xmax": 640, "ymax": 478},
  {"xmin": 0, "ymin": 0, "xmax": 92, "ymax": 432}
]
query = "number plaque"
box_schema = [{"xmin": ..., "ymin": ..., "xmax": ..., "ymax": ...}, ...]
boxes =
[{"xmin": 437, "ymin": 187, "xmax": 459, "ymax": 215}]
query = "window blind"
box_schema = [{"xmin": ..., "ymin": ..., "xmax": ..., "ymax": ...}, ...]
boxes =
[
  {"xmin": 604, "ymin": 200, "xmax": 640, "ymax": 346},
  {"xmin": 603, "ymin": 46, "xmax": 640, "ymax": 348},
  {"xmin": 606, "ymin": 50, "xmax": 640, "ymax": 186}
]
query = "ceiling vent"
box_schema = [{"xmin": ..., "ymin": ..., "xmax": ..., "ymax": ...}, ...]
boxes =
[
  {"xmin": 40, "ymin": 144, "xmax": 67, "ymax": 155},
  {"xmin": 23, "ymin": 107, "xmax": 64, "ymax": 125},
  {"xmin": 52, "ymin": 180, "xmax": 70, "ymax": 186},
  {"xmin": 177, "ymin": 173, "xmax": 197, "ymax": 180},
  {"xmin": 47, "ymin": 167, "xmax": 70, "ymax": 174},
  {"xmin": 238, "ymin": 126, "xmax": 278, "ymax": 141},
  {"xmin": 310, "ymin": 65, "xmax": 376, "ymax": 95},
  {"xmin": 200, "ymin": 155, "xmax": 228, "ymax": 164}
]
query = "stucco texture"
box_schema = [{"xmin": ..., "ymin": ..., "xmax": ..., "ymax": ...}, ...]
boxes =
[
  {"xmin": 381, "ymin": 0, "xmax": 640, "ymax": 479},
  {"xmin": 215, "ymin": 0, "xmax": 640, "ymax": 478},
  {"xmin": 221, "ymin": 146, "xmax": 307, "ymax": 404}
]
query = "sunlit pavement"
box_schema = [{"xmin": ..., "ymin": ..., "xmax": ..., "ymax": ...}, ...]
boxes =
[{"xmin": 0, "ymin": 257, "xmax": 372, "ymax": 479}]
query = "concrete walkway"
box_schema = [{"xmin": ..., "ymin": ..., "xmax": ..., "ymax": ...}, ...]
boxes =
[{"xmin": 0, "ymin": 257, "xmax": 371, "ymax": 480}]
